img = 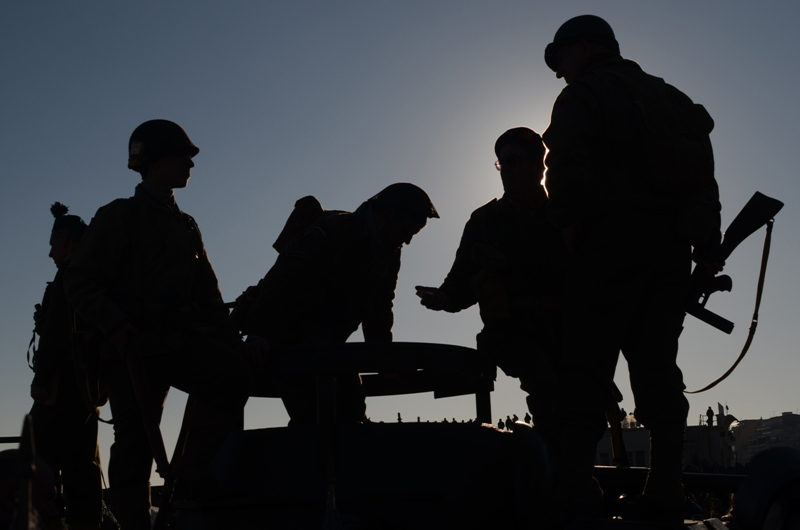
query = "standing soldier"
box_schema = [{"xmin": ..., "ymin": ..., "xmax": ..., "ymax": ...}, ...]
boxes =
[
  {"xmin": 417, "ymin": 128, "xmax": 568, "ymax": 451},
  {"xmin": 64, "ymin": 120, "xmax": 252, "ymax": 530},
  {"xmin": 541, "ymin": 15, "xmax": 721, "ymax": 524},
  {"xmin": 241, "ymin": 183, "xmax": 438, "ymax": 425},
  {"xmin": 29, "ymin": 203, "xmax": 103, "ymax": 530}
]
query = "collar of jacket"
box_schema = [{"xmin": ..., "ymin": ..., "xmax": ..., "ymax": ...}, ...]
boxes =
[
  {"xmin": 499, "ymin": 193, "xmax": 547, "ymax": 215},
  {"xmin": 135, "ymin": 182, "xmax": 181, "ymax": 215}
]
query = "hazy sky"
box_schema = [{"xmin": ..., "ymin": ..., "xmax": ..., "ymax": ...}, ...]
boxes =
[{"xmin": 2, "ymin": 1, "xmax": 799, "ymax": 484}]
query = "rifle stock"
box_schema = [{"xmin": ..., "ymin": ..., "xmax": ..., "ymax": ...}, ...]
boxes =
[
  {"xmin": 686, "ymin": 191, "xmax": 783, "ymax": 333},
  {"xmin": 712, "ymin": 192, "xmax": 784, "ymax": 263}
]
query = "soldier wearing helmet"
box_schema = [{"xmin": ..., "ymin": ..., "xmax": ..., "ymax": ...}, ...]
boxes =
[
  {"xmin": 416, "ymin": 127, "xmax": 568, "ymax": 452},
  {"xmin": 240, "ymin": 183, "xmax": 438, "ymax": 424},
  {"xmin": 64, "ymin": 120, "xmax": 251, "ymax": 529},
  {"xmin": 541, "ymin": 15, "xmax": 721, "ymax": 524}
]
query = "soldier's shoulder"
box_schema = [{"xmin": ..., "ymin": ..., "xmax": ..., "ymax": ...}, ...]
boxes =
[
  {"xmin": 470, "ymin": 198, "xmax": 501, "ymax": 219},
  {"xmin": 89, "ymin": 197, "xmax": 137, "ymax": 224}
]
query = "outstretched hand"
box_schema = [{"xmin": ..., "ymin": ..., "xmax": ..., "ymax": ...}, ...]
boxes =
[{"xmin": 415, "ymin": 286, "xmax": 450, "ymax": 311}]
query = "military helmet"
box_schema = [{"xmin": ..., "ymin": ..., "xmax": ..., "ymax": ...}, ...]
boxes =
[
  {"xmin": 370, "ymin": 183, "xmax": 440, "ymax": 220},
  {"xmin": 544, "ymin": 15, "xmax": 620, "ymax": 72},
  {"xmin": 128, "ymin": 119, "xmax": 199, "ymax": 171}
]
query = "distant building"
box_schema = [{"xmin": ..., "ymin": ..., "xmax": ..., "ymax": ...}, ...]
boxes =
[
  {"xmin": 732, "ymin": 412, "xmax": 800, "ymax": 465},
  {"xmin": 596, "ymin": 413, "xmax": 650, "ymax": 467},
  {"xmin": 595, "ymin": 412, "xmax": 736, "ymax": 470}
]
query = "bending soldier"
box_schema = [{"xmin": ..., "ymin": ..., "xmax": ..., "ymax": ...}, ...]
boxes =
[
  {"xmin": 64, "ymin": 120, "xmax": 252, "ymax": 529},
  {"xmin": 417, "ymin": 128, "xmax": 568, "ymax": 449},
  {"xmin": 29, "ymin": 203, "xmax": 103, "ymax": 530},
  {"xmin": 241, "ymin": 183, "xmax": 438, "ymax": 425},
  {"xmin": 542, "ymin": 15, "xmax": 721, "ymax": 524}
]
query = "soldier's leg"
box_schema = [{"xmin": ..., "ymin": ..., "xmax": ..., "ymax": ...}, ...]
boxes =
[
  {"xmin": 28, "ymin": 401, "xmax": 62, "ymax": 499},
  {"xmin": 518, "ymin": 356, "xmax": 559, "ymax": 453},
  {"xmin": 556, "ymin": 291, "xmax": 622, "ymax": 506},
  {"xmin": 106, "ymin": 359, "xmax": 168, "ymax": 530},
  {"xmin": 517, "ymin": 317, "xmax": 563, "ymax": 453},
  {"xmin": 555, "ymin": 219, "xmax": 649, "ymax": 511},
  {"xmin": 53, "ymin": 370, "xmax": 103, "ymax": 527},
  {"xmin": 162, "ymin": 334, "xmax": 250, "ymax": 491},
  {"xmin": 623, "ymin": 246, "xmax": 690, "ymax": 512}
]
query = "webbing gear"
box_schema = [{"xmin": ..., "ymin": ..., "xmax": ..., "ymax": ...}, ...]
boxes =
[
  {"xmin": 685, "ymin": 219, "xmax": 775, "ymax": 394},
  {"xmin": 27, "ymin": 330, "xmax": 36, "ymax": 371}
]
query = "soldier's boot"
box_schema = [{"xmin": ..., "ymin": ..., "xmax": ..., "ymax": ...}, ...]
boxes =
[
  {"xmin": 623, "ymin": 425, "xmax": 686, "ymax": 527},
  {"xmin": 109, "ymin": 485, "xmax": 152, "ymax": 530},
  {"xmin": 555, "ymin": 435, "xmax": 605, "ymax": 519}
]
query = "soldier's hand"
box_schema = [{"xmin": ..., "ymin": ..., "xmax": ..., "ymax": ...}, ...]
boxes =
[
  {"xmin": 692, "ymin": 248, "xmax": 725, "ymax": 275},
  {"xmin": 109, "ymin": 323, "xmax": 141, "ymax": 358},
  {"xmin": 415, "ymin": 286, "xmax": 450, "ymax": 311},
  {"xmin": 244, "ymin": 335, "xmax": 270, "ymax": 372}
]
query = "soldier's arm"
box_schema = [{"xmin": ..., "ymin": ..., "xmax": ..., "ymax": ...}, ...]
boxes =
[
  {"xmin": 31, "ymin": 278, "xmax": 60, "ymax": 377},
  {"xmin": 30, "ymin": 273, "xmax": 67, "ymax": 400},
  {"xmin": 186, "ymin": 216, "xmax": 240, "ymax": 337},
  {"xmin": 437, "ymin": 214, "xmax": 482, "ymax": 311},
  {"xmin": 361, "ymin": 251, "xmax": 399, "ymax": 343},
  {"xmin": 542, "ymin": 84, "xmax": 599, "ymax": 230},
  {"xmin": 63, "ymin": 202, "xmax": 134, "ymax": 339}
]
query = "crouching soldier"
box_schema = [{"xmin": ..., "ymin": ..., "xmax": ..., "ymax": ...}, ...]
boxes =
[
  {"xmin": 241, "ymin": 183, "xmax": 438, "ymax": 425},
  {"xmin": 30, "ymin": 203, "xmax": 103, "ymax": 530},
  {"xmin": 417, "ymin": 128, "xmax": 568, "ymax": 449},
  {"xmin": 64, "ymin": 120, "xmax": 253, "ymax": 530}
]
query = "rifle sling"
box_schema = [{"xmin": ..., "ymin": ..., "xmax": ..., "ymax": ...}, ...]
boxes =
[{"xmin": 685, "ymin": 219, "xmax": 774, "ymax": 394}]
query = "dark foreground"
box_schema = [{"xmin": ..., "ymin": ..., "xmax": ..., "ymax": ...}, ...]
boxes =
[{"xmin": 161, "ymin": 421, "xmax": 760, "ymax": 530}]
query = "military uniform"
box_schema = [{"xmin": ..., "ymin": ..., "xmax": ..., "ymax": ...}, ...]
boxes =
[
  {"xmin": 64, "ymin": 182, "xmax": 249, "ymax": 530},
  {"xmin": 29, "ymin": 261, "xmax": 103, "ymax": 526},
  {"xmin": 242, "ymin": 201, "xmax": 400, "ymax": 423},
  {"xmin": 436, "ymin": 194, "xmax": 567, "ymax": 443},
  {"xmin": 543, "ymin": 52, "xmax": 721, "ymax": 504}
]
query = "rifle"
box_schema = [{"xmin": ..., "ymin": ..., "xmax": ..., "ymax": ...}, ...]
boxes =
[{"xmin": 686, "ymin": 191, "xmax": 784, "ymax": 333}]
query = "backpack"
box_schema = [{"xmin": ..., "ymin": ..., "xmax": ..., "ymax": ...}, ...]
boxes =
[{"xmin": 229, "ymin": 196, "xmax": 347, "ymax": 329}]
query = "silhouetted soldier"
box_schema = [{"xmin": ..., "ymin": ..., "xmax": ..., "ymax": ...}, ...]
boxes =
[
  {"xmin": 29, "ymin": 203, "xmax": 103, "ymax": 530},
  {"xmin": 706, "ymin": 406, "xmax": 714, "ymax": 427},
  {"xmin": 542, "ymin": 15, "xmax": 721, "ymax": 524},
  {"xmin": 64, "ymin": 120, "xmax": 252, "ymax": 529},
  {"xmin": 241, "ymin": 183, "xmax": 438, "ymax": 425},
  {"xmin": 417, "ymin": 128, "xmax": 568, "ymax": 448},
  {"xmin": 498, "ymin": 419, "xmax": 505, "ymax": 430}
]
